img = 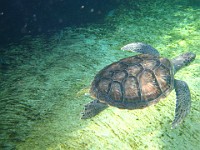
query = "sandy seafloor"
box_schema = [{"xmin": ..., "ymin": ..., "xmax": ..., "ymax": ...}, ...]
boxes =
[{"xmin": 0, "ymin": 0, "xmax": 200, "ymax": 150}]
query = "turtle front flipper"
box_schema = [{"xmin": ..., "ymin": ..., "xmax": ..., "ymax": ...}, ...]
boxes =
[
  {"xmin": 172, "ymin": 79, "xmax": 191, "ymax": 128},
  {"xmin": 121, "ymin": 42, "xmax": 160, "ymax": 56},
  {"xmin": 81, "ymin": 100, "xmax": 108, "ymax": 119}
]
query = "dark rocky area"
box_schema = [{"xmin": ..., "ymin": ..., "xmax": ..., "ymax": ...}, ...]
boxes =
[{"xmin": 0, "ymin": 0, "xmax": 119, "ymax": 45}]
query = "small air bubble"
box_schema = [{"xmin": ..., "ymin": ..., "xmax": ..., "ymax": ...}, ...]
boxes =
[{"xmin": 90, "ymin": 8, "xmax": 94, "ymax": 13}]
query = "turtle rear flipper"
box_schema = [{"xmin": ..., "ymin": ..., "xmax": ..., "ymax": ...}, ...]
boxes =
[
  {"xmin": 121, "ymin": 42, "xmax": 160, "ymax": 56},
  {"xmin": 172, "ymin": 79, "xmax": 191, "ymax": 128},
  {"xmin": 81, "ymin": 100, "xmax": 108, "ymax": 119}
]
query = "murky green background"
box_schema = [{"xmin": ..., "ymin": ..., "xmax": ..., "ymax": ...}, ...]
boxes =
[{"xmin": 0, "ymin": 0, "xmax": 200, "ymax": 149}]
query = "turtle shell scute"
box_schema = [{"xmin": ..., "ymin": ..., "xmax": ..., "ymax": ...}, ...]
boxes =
[{"xmin": 90, "ymin": 54, "xmax": 174, "ymax": 109}]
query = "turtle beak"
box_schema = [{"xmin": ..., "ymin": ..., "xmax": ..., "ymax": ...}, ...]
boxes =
[{"xmin": 183, "ymin": 52, "xmax": 196, "ymax": 66}]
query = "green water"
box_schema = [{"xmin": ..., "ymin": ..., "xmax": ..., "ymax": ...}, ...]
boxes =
[{"xmin": 0, "ymin": 0, "xmax": 199, "ymax": 149}]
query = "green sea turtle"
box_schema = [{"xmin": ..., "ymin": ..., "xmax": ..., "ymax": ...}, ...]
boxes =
[{"xmin": 81, "ymin": 42, "xmax": 196, "ymax": 128}]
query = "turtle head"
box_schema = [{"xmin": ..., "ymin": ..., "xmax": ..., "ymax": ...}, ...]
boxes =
[{"xmin": 172, "ymin": 52, "xmax": 196, "ymax": 74}]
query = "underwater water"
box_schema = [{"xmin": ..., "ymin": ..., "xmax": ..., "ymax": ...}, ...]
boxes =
[{"xmin": 0, "ymin": 0, "xmax": 200, "ymax": 149}]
